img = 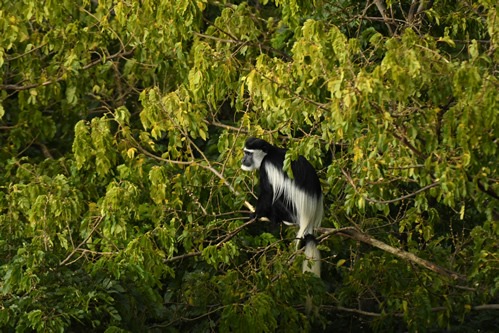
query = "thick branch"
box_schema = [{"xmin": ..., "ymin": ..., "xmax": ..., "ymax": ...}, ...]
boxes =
[
  {"xmin": 390, "ymin": 130, "xmax": 425, "ymax": 158},
  {"xmin": 321, "ymin": 227, "xmax": 467, "ymax": 281},
  {"xmin": 324, "ymin": 303, "xmax": 499, "ymax": 318},
  {"xmin": 467, "ymin": 172, "xmax": 499, "ymax": 200},
  {"xmin": 408, "ymin": 0, "xmax": 434, "ymax": 24},
  {"xmin": 373, "ymin": 0, "xmax": 394, "ymax": 35}
]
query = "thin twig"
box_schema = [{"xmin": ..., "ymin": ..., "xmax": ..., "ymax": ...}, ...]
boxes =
[
  {"xmin": 364, "ymin": 182, "xmax": 440, "ymax": 204},
  {"xmin": 60, "ymin": 215, "xmax": 104, "ymax": 265},
  {"xmin": 1, "ymin": 48, "xmax": 134, "ymax": 91},
  {"xmin": 164, "ymin": 217, "xmax": 259, "ymax": 263}
]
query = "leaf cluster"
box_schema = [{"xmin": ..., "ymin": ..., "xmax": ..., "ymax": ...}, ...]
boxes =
[{"xmin": 0, "ymin": 1, "xmax": 498, "ymax": 332}]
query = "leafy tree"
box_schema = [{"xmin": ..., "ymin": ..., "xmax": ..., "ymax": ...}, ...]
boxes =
[{"xmin": 0, "ymin": 0, "xmax": 497, "ymax": 332}]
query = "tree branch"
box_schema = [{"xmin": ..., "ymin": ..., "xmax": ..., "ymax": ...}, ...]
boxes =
[
  {"xmin": 164, "ymin": 217, "xmax": 259, "ymax": 263},
  {"xmin": 364, "ymin": 181, "xmax": 440, "ymax": 204},
  {"xmin": 60, "ymin": 215, "xmax": 105, "ymax": 265},
  {"xmin": 373, "ymin": 0, "xmax": 394, "ymax": 35},
  {"xmin": 324, "ymin": 303, "xmax": 499, "ymax": 318},
  {"xmin": 0, "ymin": 48, "xmax": 134, "ymax": 91},
  {"xmin": 320, "ymin": 226, "xmax": 467, "ymax": 281},
  {"xmin": 467, "ymin": 172, "xmax": 499, "ymax": 200},
  {"xmin": 341, "ymin": 167, "xmax": 439, "ymax": 205}
]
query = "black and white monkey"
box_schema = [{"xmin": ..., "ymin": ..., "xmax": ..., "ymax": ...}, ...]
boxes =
[{"xmin": 241, "ymin": 137, "xmax": 323, "ymax": 276}]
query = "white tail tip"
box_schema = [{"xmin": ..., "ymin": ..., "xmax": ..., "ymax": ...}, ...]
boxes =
[{"xmin": 302, "ymin": 238, "xmax": 321, "ymax": 277}]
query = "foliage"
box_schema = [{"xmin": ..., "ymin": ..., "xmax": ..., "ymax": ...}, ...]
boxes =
[{"xmin": 0, "ymin": 0, "xmax": 498, "ymax": 332}]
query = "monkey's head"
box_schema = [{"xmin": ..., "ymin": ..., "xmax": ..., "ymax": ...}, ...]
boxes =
[{"xmin": 241, "ymin": 137, "xmax": 270, "ymax": 171}]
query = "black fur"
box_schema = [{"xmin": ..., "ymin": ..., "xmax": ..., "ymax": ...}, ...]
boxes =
[
  {"xmin": 244, "ymin": 137, "xmax": 322, "ymax": 225},
  {"xmin": 242, "ymin": 137, "xmax": 323, "ymax": 277}
]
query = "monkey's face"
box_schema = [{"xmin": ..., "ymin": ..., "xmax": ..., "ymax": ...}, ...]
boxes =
[{"xmin": 241, "ymin": 148, "xmax": 266, "ymax": 171}]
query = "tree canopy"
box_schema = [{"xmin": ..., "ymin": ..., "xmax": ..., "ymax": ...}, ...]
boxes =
[{"xmin": 0, "ymin": 0, "xmax": 497, "ymax": 332}]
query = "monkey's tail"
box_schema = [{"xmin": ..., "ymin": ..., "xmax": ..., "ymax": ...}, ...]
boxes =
[
  {"xmin": 295, "ymin": 194, "xmax": 322, "ymax": 276},
  {"xmin": 295, "ymin": 201, "xmax": 322, "ymax": 314},
  {"xmin": 301, "ymin": 234, "xmax": 321, "ymax": 315},
  {"xmin": 301, "ymin": 234, "xmax": 321, "ymax": 277}
]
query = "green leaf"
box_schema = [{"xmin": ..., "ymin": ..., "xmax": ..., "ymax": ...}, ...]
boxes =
[{"xmin": 66, "ymin": 85, "xmax": 77, "ymax": 105}]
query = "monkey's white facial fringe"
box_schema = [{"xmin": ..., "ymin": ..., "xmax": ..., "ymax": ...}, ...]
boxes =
[
  {"xmin": 264, "ymin": 163, "xmax": 323, "ymax": 240},
  {"xmin": 241, "ymin": 149, "xmax": 267, "ymax": 171}
]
